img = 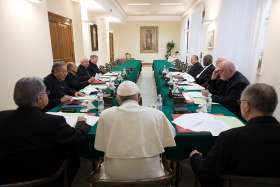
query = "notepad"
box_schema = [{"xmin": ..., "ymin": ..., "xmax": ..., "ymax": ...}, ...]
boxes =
[{"xmin": 47, "ymin": 112, "xmax": 99, "ymax": 127}]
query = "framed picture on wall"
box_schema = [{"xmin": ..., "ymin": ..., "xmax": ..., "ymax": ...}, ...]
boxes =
[
  {"xmin": 90, "ymin": 24, "xmax": 98, "ymax": 51},
  {"xmin": 207, "ymin": 30, "xmax": 215, "ymax": 49},
  {"xmin": 140, "ymin": 26, "xmax": 158, "ymax": 53}
]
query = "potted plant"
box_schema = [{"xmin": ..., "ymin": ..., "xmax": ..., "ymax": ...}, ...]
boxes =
[{"xmin": 165, "ymin": 40, "xmax": 175, "ymax": 59}]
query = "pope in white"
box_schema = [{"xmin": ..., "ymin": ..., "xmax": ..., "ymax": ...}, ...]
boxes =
[{"xmin": 94, "ymin": 80, "xmax": 176, "ymax": 179}]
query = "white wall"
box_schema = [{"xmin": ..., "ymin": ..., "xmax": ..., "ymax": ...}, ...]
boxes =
[
  {"xmin": 111, "ymin": 21, "xmax": 181, "ymax": 63},
  {"xmin": 0, "ymin": 0, "xmax": 53, "ymax": 110},
  {"xmin": 47, "ymin": 0, "xmax": 84, "ymax": 63},
  {"xmin": 257, "ymin": 0, "xmax": 280, "ymax": 120}
]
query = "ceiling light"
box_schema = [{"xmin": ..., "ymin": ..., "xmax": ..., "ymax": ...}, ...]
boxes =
[
  {"xmin": 160, "ymin": 3, "xmax": 183, "ymax": 6},
  {"xmin": 127, "ymin": 3, "xmax": 151, "ymax": 6},
  {"xmin": 28, "ymin": 0, "xmax": 42, "ymax": 3}
]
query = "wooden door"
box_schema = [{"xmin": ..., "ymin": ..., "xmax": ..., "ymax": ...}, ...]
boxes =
[
  {"xmin": 48, "ymin": 12, "xmax": 75, "ymax": 63},
  {"xmin": 109, "ymin": 32, "xmax": 114, "ymax": 63}
]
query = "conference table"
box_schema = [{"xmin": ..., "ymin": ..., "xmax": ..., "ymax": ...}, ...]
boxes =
[{"xmin": 49, "ymin": 59, "xmax": 243, "ymax": 161}]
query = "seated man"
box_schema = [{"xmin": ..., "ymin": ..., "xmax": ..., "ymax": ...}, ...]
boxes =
[
  {"xmin": 94, "ymin": 81, "xmax": 176, "ymax": 179},
  {"xmin": 77, "ymin": 58, "xmax": 94, "ymax": 83},
  {"xmin": 44, "ymin": 62, "xmax": 84, "ymax": 109},
  {"xmin": 188, "ymin": 55, "xmax": 203, "ymax": 77},
  {"xmin": 0, "ymin": 77, "xmax": 91, "ymax": 185},
  {"xmin": 190, "ymin": 83, "xmax": 280, "ymax": 186},
  {"xmin": 195, "ymin": 55, "xmax": 215, "ymax": 86},
  {"xmin": 88, "ymin": 55, "xmax": 101, "ymax": 76},
  {"xmin": 66, "ymin": 62, "xmax": 94, "ymax": 90},
  {"xmin": 207, "ymin": 61, "xmax": 249, "ymax": 117}
]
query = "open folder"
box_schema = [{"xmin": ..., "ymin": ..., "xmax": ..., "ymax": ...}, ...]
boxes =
[
  {"xmin": 173, "ymin": 113, "xmax": 244, "ymax": 136},
  {"xmin": 47, "ymin": 112, "xmax": 99, "ymax": 127}
]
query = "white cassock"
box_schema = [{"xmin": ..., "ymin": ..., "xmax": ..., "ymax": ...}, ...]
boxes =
[{"xmin": 94, "ymin": 100, "xmax": 176, "ymax": 180}]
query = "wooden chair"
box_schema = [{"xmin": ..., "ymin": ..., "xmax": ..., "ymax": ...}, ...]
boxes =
[
  {"xmin": 88, "ymin": 156, "xmax": 176, "ymax": 187},
  {"xmin": 0, "ymin": 161, "xmax": 68, "ymax": 187},
  {"xmin": 223, "ymin": 175, "xmax": 280, "ymax": 187}
]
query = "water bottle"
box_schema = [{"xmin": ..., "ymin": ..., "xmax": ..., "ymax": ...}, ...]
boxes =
[
  {"xmin": 121, "ymin": 68, "xmax": 127, "ymax": 79},
  {"xmin": 97, "ymin": 92, "xmax": 104, "ymax": 113},
  {"xmin": 206, "ymin": 93, "xmax": 212, "ymax": 113},
  {"xmin": 156, "ymin": 94, "xmax": 163, "ymax": 111}
]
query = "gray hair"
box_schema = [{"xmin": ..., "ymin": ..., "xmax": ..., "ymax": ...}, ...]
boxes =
[
  {"xmin": 51, "ymin": 62, "xmax": 66, "ymax": 74},
  {"xmin": 241, "ymin": 83, "xmax": 278, "ymax": 115},
  {"xmin": 13, "ymin": 77, "xmax": 46, "ymax": 107}
]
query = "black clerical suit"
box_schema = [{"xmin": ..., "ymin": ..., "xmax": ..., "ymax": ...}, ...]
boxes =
[
  {"xmin": 195, "ymin": 64, "xmax": 215, "ymax": 86},
  {"xmin": 87, "ymin": 63, "xmax": 100, "ymax": 76},
  {"xmin": 44, "ymin": 74, "xmax": 76, "ymax": 109},
  {"xmin": 188, "ymin": 62, "xmax": 203, "ymax": 78},
  {"xmin": 191, "ymin": 116, "xmax": 280, "ymax": 187},
  {"xmin": 0, "ymin": 106, "xmax": 91, "ymax": 185},
  {"xmin": 208, "ymin": 71, "xmax": 249, "ymax": 117},
  {"xmin": 77, "ymin": 65, "xmax": 92, "ymax": 82},
  {"xmin": 66, "ymin": 72, "xmax": 89, "ymax": 91}
]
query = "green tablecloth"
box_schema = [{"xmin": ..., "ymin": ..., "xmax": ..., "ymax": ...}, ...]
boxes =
[
  {"xmin": 152, "ymin": 59, "xmax": 242, "ymax": 160},
  {"xmin": 50, "ymin": 59, "xmax": 243, "ymax": 161},
  {"xmin": 49, "ymin": 60, "xmax": 142, "ymax": 159}
]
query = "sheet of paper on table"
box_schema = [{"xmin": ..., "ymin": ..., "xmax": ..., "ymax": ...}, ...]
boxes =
[
  {"xmin": 81, "ymin": 85, "xmax": 98, "ymax": 95},
  {"xmin": 180, "ymin": 83, "xmax": 205, "ymax": 91},
  {"xmin": 47, "ymin": 112, "xmax": 99, "ymax": 127},
  {"xmin": 72, "ymin": 95, "xmax": 97, "ymax": 101},
  {"xmin": 187, "ymin": 91, "xmax": 204, "ymax": 98},
  {"xmin": 173, "ymin": 113, "xmax": 244, "ymax": 136},
  {"xmin": 104, "ymin": 72, "xmax": 119, "ymax": 76}
]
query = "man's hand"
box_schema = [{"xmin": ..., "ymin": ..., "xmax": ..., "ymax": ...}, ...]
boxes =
[
  {"xmin": 75, "ymin": 92, "xmax": 85, "ymax": 97},
  {"xmin": 60, "ymin": 95, "xmax": 72, "ymax": 103},
  {"xmin": 211, "ymin": 68, "xmax": 221, "ymax": 80},
  {"xmin": 88, "ymin": 77, "xmax": 95, "ymax": 84},
  {"xmin": 190, "ymin": 150, "xmax": 202, "ymax": 158}
]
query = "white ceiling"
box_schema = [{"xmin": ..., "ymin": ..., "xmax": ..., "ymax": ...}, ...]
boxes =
[{"xmin": 115, "ymin": 0, "xmax": 196, "ymax": 16}]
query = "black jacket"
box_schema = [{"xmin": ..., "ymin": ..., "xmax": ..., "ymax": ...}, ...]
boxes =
[
  {"xmin": 77, "ymin": 65, "xmax": 92, "ymax": 82},
  {"xmin": 188, "ymin": 63, "xmax": 203, "ymax": 78},
  {"xmin": 44, "ymin": 74, "xmax": 76, "ymax": 109},
  {"xmin": 195, "ymin": 64, "xmax": 215, "ymax": 86},
  {"xmin": 65, "ymin": 72, "xmax": 89, "ymax": 91},
  {"xmin": 209, "ymin": 71, "xmax": 249, "ymax": 117},
  {"xmin": 0, "ymin": 107, "xmax": 91, "ymax": 184},
  {"xmin": 191, "ymin": 116, "xmax": 280, "ymax": 186},
  {"xmin": 87, "ymin": 63, "xmax": 100, "ymax": 76}
]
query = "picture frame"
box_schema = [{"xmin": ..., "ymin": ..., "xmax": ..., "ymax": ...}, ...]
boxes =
[
  {"xmin": 90, "ymin": 24, "xmax": 98, "ymax": 51},
  {"xmin": 207, "ymin": 30, "xmax": 215, "ymax": 49},
  {"xmin": 140, "ymin": 26, "xmax": 158, "ymax": 53}
]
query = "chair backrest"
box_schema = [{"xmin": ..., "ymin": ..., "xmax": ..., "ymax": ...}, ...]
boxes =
[
  {"xmin": 223, "ymin": 175, "xmax": 280, "ymax": 187},
  {"xmin": 0, "ymin": 161, "xmax": 68, "ymax": 187},
  {"xmin": 88, "ymin": 157, "xmax": 175, "ymax": 186}
]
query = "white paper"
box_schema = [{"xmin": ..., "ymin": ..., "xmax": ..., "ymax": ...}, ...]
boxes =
[
  {"xmin": 81, "ymin": 85, "xmax": 98, "ymax": 95},
  {"xmin": 182, "ymin": 92, "xmax": 194, "ymax": 102},
  {"xmin": 173, "ymin": 113, "xmax": 234, "ymax": 136},
  {"xmin": 181, "ymin": 84, "xmax": 204, "ymax": 91},
  {"xmin": 47, "ymin": 112, "xmax": 99, "ymax": 127},
  {"xmin": 187, "ymin": 92, "xmax": 205, "ymax": 98},
  {"xmin": 181, "ymin": 73, "xmax": 195, "ymax": 82},
  {"xmin": 104, "ymin": 72, "xmax": 119, "ymax": 76},
  {"xmin": 72, "ymin": 95, "xmax": 97, "ymax": 101}
]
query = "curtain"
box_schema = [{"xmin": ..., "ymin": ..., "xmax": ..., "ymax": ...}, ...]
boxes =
[{"xmin": 214, "ymin": 0, "xmax": 271, "ymax": 81}]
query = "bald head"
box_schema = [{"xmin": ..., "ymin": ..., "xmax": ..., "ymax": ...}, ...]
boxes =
[
  {"xmin": 215, "ymin": 57, "xmax": 226, "ymax": 68},
  {"xmin": 219, "ymin": 61, "xmax": 236, "ymax": 80},
  {"xmin": 80, "ymin": 57, "xmax": 89, "ymax": 68}
]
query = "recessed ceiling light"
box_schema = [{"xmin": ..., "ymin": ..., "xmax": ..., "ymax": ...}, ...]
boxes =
[
  {"xmin": 127, "ymin": 3, "xmax": 151, "ymax": 6},
  {"xmin": 28, "ymin": 0, "xmax": 42, "ymax": 3},
  {"xmin": 160, "ymin": 3, "xmax": 183, "ymax": 6}
]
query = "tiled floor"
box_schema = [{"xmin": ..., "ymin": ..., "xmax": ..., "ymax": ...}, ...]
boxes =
[{"xmin": 72, "ymin": 66, "xmax": 196, "ymax": 187}]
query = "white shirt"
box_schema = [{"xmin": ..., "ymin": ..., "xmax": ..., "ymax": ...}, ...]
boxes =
[{"xmin": 95, "ymin": 100, "xmax": 176, "ymax": 179}]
